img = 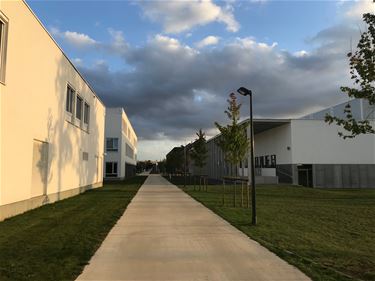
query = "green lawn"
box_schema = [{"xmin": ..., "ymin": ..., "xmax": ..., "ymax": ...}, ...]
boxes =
[
  {"xmin": 169, "ymin": 177, "xmax": 375, "ymax": 281},
  {"xmin": 0, "ymin": 176, "xmax": 146, "ymax": 281}
]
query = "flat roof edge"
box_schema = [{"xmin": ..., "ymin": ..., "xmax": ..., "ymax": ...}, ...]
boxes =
[{"xmin": 22, "ymin": 0, "xmax": 106, "ymax": 107}]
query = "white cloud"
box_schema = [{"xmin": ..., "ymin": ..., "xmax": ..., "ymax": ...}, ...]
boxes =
[
  {"xmin": 72, "ymin": 58, "xmax": 83, "ymax": 66},
  {"xmin": 346, "ymin": 1, "xmax": 374, "ymax": 19},
  {"xmin": 139, "ymin": 0, "xmax": 240, "ymax": 33},
  {"xmin": 233, "ymin": 37, "xmax": 278, "ymax": 51},
  {"xmin": 49, "ymin": 27, "xmax": 97, "ymax": 48},
  {"xmin": 196, "ymin": 35, "xmax": 220, "ymax": 48},
  {"xmin": 293, "ymin": 50, "xmax": 309, "ymax": 57},
  {"xmin": 49, "ymin": 26, "xmax": 130, "ymax": 57},
  {"xmin": 150, "ymin": 34, "xmax": 197, "ymax": 56},
  {"xmin": 107, "ymin": 28, "xmax": 128, "ymax": 54},
  {"xmin": 63, "ymin": 31, "xmax": 97, "ymax": 47}
]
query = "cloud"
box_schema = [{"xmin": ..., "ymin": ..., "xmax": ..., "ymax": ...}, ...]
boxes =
[
  {"xmin": 78, "ymin": 31, "xmax": 354, "ymax": 158},
  {"xmin": 56, "ymin": 2, "xmax": 371, "ymax": 160},
  {"xmin": 50, "ymin": 27, "xmax": 97, "ymax": 48},
  {"xmin": 49, "ymin": 26, "xmax": 129, "ymax": 56},
  {"xmin": 106, "ymin": 28, "xmax": 128, "ymax": 55},
  {"xmin": 64, "ymin": 31, "xmax": 97, "ymax": 47},
  {"xmin": 196, "ymin": 35, "xmax": 220, "ymax": 48},
  {"xmin": 345, "ymin": 0, "xmax": 374, "ymax": 19},
  {"xmin": 72, "ymin": 58, "xmax": 83, "ymax": 66},
  {"xmin": 138, "ymin": 0, "xmax": 239, "ymax": 33}
]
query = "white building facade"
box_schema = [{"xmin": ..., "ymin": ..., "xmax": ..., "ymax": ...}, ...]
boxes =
[
  {"xmin": 200, "ymin": 99, "xmax": 375, "ymax": 188},
  {"xmin": 104, "ymin": 108, "xmax": 137, "ymax": 180},
  {"xmin": 0, "ymin": 1, "xmax": 106, "ymax": 221}
]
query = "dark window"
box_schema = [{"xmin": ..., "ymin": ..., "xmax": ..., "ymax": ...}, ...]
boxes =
[
  {"xmin": 105, "ymin": 162, "xmax": 118, "ymax": 177},
  {"xmin": 0, "ymin": 17, "xmax": 8, "ymax": 83},
  {"xmin": 271, "ymin": 155, "xmax": 277, "ymax": 167},
  {"xmin": 260, "ymin": 156, "xmax": 264, "ymax": 168},
  {"xmin": 126, "ymin": 143, "xmax": 134, "ymax": 158},
  {"xmin": 84, "ymin": 102, "xmax": 90, "ymax": 124},
  {"xmin": 0, "ymin": 21, "xmax": 3, "ymax": 78},
  {"xmin": 265, "ymin": 155, "xmax": 270, "ymax": 167},
  {"xmin": 76, "ymin": 95, "xmax": 83, "ymax": 120},
  {"xmin": 66, "ymin": 85, "xmax": 75, "ymax": 113},
  {"xmin": 82, "ymin": 152, "xmax": 89, "ymax": 161},
  {"xmin": 106, "ymin": 138, "xmax": 119, "ymax": 151}
]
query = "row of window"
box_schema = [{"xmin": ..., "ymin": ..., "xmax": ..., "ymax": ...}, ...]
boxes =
[
  {"xmin": 66, "ymin": 85, "xmax": 90, "ymax": 127},
  {"xmin": 122, "ymin": 119, "xmax": 137, "ymax": 147},
  {"xmin": 106, "ymin": 137, "xmax": 136, "ymax": 160},
  {"xmin": 126, "ymin": 143, "xmax": 134, "ymax": 159},
  {"xmin": 0, "ymin": 12, "xmax": 8, "ymax": 84}
]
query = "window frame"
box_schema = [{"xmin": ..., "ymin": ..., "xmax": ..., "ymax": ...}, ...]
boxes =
[
  {"xmin": 106, "ymin": 138, "xmax": 119, "ymax": 152},
  {"xmin": 66, "ymin": 85, "xmax": 75, "ymax": 114},
  {"xmin": 84, "ymin": 102, "xmax": 90, "ymax": 125},
  {"xmin": 76, "ymin": 95, "xmax": 83, "ymax": 121},
  {"xmin": 0, "ymin": 12, "xmax": 9, "ymax": 85},
  {"xmin": 105, "ymin": 162, "xmax": 118, "ymax": 177}
]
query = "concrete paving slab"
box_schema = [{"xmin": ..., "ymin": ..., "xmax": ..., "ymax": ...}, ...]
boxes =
[{"xmin": 76, "ymin": 174, "xmax": 310, "ymax": 281}]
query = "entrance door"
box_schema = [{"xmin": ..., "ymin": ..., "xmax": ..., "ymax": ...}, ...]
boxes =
[
  {"xmin": 31, "ymin": 140, "xmax": 49, "ymax": 197},
  {"xmin": 298, "ymin": 164, "xmax": 313, "ymax": 187}
]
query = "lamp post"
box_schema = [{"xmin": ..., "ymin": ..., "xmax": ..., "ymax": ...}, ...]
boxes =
[
  {"xmin": 184, "ymin": 144, "xmax": 187, "ymax": 188},
  {"xmin": 237, "ymin": 87, "xmax": 256, "ymax": 225}
]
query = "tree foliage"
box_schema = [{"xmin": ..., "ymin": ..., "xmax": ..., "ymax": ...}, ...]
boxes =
[
  {"xmin": 166, "ymin": 146, "xmax": 184, "ymax": 173},
  {"xmin": 325, "ymin": 13, "xmax": 375, "ymax": 138},
  {"xmin": 214, "ymin": 93, "xmax": 249, "ymax": 173},
  {"xmin": 190, "ymin": 129, "xmax": 208, "ymax": 174}
]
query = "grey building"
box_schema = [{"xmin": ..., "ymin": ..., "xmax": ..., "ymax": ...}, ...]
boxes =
[{"xmin": 192, "ymin": 99, "xmax": 375, "ymax": 188}]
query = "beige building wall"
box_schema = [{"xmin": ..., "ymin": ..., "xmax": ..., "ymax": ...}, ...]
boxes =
[{"xmin": 0, "ymin": 0, "xmax": 106, "ymax": 220}]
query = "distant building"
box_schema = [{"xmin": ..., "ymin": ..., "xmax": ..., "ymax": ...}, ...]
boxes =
[
  {"xmin": 194, "ymin": 99, "xmax": 375, "ymax": 188},
  {"xmin": 104, "ymin": 108, "xmax": 137, "ymax": 179},
  {"xmin": 0, "ymin": 1, "xmax": 106, "ymax": 220}
]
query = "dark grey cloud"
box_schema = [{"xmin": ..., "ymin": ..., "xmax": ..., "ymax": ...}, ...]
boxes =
[{"xmin": 77, "ymin": 26, "xmax": 358, "ymax": 147}]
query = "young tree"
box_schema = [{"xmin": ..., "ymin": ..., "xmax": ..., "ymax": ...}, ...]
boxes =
[
  {"xmin": 190, "ymin": 129, "xmax": 208, "ymax": 190},
  {"xmin": 325, "ymin": 13, "xmax": 375, "ymax": 138},
  {"xmin": 190, "ymin": 129, "xmax": 208, "ymax": 174},
  {"xmin": 215, "ymin": 93, "xmax": 250, "ymax": 176}
]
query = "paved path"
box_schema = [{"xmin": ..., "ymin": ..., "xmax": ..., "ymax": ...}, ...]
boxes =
[{"xmin": 77, "ymin": 175, "xmax": 310, "ymax": 281}]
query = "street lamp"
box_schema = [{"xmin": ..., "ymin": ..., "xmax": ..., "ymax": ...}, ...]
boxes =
[
  {"xmin": 237, "ymin": 87, "xmax": 256, "ymax": 225},
  {"xmin": 184, "ymin": 144, "xmax": 187, "ymax": 188}
]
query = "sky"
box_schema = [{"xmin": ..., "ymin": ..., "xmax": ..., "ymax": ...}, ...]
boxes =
[{"xmin": 27, "ymin": 0, "xmax": 375, "ymax": 161}]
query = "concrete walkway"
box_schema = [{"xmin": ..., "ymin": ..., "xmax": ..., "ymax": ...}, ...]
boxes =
[{"xmin": 77, "ymin": 175, "xmax": 310, "ymax": 281}]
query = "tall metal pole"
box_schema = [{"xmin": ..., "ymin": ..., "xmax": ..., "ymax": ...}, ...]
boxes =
[
  {"xmin": 249, "ymin": 93, "xmax": 256, "ymax": 225},
  {"xmin": 237, "ymin": 87, "xmax": 256, "ymax": 225},
  {"xmin": 184, "ymin": 145, "xmax": 187, "ymax": 188}
]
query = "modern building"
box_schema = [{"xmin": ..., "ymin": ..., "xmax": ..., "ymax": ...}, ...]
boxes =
[
  {"xmin": 0, "ymin": 1, "xmax": 106, "ymax": 221},
  {"xmin": 195, "ymin": 99, "xmax": 375, "ymax": 188},
  {"xmin": 104, "ymin": 108, "xmax": 137, "ymax": 180}
]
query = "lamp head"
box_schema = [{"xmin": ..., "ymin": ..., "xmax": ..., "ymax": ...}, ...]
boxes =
[{"xmin": 237, "ymin": 87, "xmax": 252, "ymax": 96}]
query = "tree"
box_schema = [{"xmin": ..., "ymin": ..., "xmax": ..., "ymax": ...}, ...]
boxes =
[
  {"xmin": 190, "ymin": 129, "xmax": 208, "ymax": 175},
  {"xmin": 325, "ymin": 13, "xmax": 375, "ymax": 138},
  {"xmin": 166, "ymin": 146, "xmax": 184, "ymax": 174},
  {"xmin": 215, "ymin": 93, "xmax": 249, "ymax": 176}
]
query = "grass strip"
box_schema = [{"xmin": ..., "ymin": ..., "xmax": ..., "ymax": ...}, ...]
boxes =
[
  {"xmin": 166, "ymin": 176, "xmax": 375, "ymax": 281},
  {"xmin": 0, "ymin": 176, "xmax": 147, "ymax": 281}
]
